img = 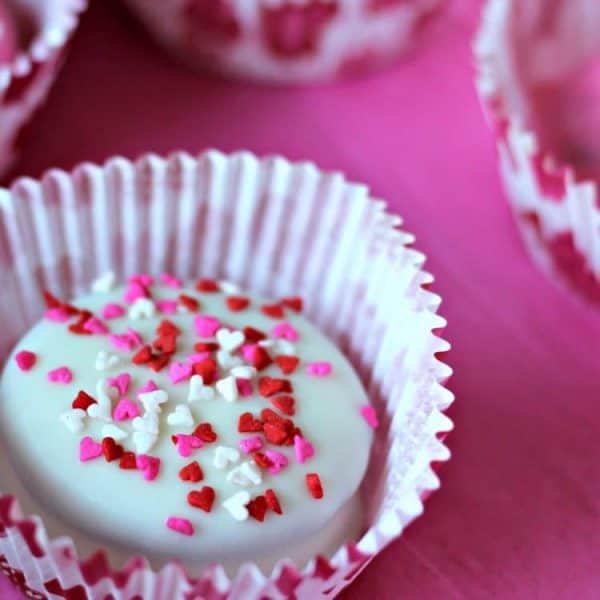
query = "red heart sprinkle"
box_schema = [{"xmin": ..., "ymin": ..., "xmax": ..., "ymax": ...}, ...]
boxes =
[
  {"xmin": 194, "ymin": 422, "xmax": 217, "ymax": 443},
  {"xmin": 306, "ymin": 473, "xmax": 324, "ymax": 499},
  {"xmin": 194, "ymin": 342, "xmax": 219, "ymax": 352},
  {"xmin": 196, "ymin": 279, "xmax": 220, "ymax": 293},
  {"xmin": 238, "ymin": 412, "xmax": 264, "ymax": 433},
  {"xmin": 72, "ymin": 390, "xmax": 97, "ymax": 411},
  {"xmin": 252, "ymin": 452, "xmax": 273, "ymax": 470},
  {"xmin": 274, "ymin": 355, "xmax": 299, "ymax": 375},
  {"xmin": 132, "ymin": 345, "xmax": 153, "ymax": 365},
  {"xmin": 148, "ymin": 353, "xmax": 171, "ymax": 372},
  {"xmin": 252, "ymin": 346, "xmax": 273, "ymax": 371},
  {"xmin": 246, "ymin": 495, "xmax": 268, "ymax": 522},
  {"xmin": 226, "ymin": 296, "xmax": 250, "ymax": 312},
  {"xmin": 68, "ymin": 310, "xmax": 93, "ymax": 335},
  {"xmin": 179, "ymin": 294, "xmax": 200, "ymax": 312},
  {"xmin": 43, "ymin": 290, "xmax": 62, "ymax": 309},
  {"xmin": 263, "ymin": 422, "xmax": 288, "ymax": 446},
  {"xmin": 157, "ymin": 320, "xmax": 181, "ymax": 337},
  {"xmin": 188, "ymin": 486, "xmax": 215, "ymax": 512},
  {"xmin": 260, "ymin": 408, "xmax": 286, "ymax": 426},
  {"xmin": 193, "ymin": 358, "xmax": 218, "ymax": 384},
  {"xmin": 102, "ymin": 437, "xmax": 124, "ymax": 462},
  {"xmin": 265, "ymin": 489, "xmax": 283, "ymax": 515},
  {"xmin": 258, "ymin": 377, "xmax": 292, "ymax": 397},
  {"xmin": 281, "ymin": 297, "xmax": 303, "ymax": 312},
  {"xmin": 119, "ymin": 452, "xmax": 137, "ymax": 470},
  {"xmin": 270, "ymin": 395, "xmax": 296, "ymax": 416},
  {"xmin": 179, "ymin": 461, "xmax": 204, "ymax": 483},
  {"xmin": 243, "ymin": 326, "xmax": 267, "ymax": 343},
  {"xmin": 261, "ymin": 303, "xmax": 284, "ymax": 319},
  {"xmin": 153, "ymin": 334, "xmax": 177, "ymax": 354}
]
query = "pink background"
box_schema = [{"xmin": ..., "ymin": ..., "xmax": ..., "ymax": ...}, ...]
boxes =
[{"xmin": 2, "ymin": 0, "xmax": 600, "ymax": 597}]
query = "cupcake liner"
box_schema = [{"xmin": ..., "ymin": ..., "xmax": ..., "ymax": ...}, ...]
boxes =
[
  {"xmin": 0, "ymin": 0, "xmax": 87, "ymax": 178},
  {"xmin": 123, "ymin": 0, "xmax": 442, "ymax": 84},
  {"xmin": 0, "ymin": 150, "xmax": 453, "ymax": 599},
  {"xmin": 475, "ymin": 0, "xmax": 600, "ymax": 305}
]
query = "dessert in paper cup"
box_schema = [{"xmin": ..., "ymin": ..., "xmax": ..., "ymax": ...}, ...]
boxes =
[
  {"xmin": 476, "ymin": 0, "xmax": 600, "ymax": 305},
  {"xmin": 0, "ymin": 0, "xmax": 87, "ymax": 178},
  {"xmin": 123, "ymin": 0, "xmax": 443, "ymax": 84},
  {"xmin": 0, "ymin": 150, "xmax": 453, "ymax": 599}
]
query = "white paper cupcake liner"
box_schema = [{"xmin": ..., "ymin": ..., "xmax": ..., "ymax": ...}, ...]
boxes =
[
  {"xmin": 123, "ymin": 0, "xmax": 442, "ymax": 84},
  {"xmin": 0, "ymin": 0, "xmax": 87, "ymax": 178},
  {"xmin": 475, "ymin": 0, "xmax": 600, "ymax": 304},
  {"xmin": 0, "ymin": 150, "xmax": 453, "ymax": 599}
]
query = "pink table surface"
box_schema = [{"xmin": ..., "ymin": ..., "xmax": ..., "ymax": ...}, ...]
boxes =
[{"xmin": 2, "ymin": 0, "xmax": 600, "ymax": 598}]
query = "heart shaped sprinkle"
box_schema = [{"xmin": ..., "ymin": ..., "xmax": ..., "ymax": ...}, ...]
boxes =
[
  {"xmin": 179, "ymin": 461, "xmax": 204, "ymax": 483},
  {"xmin": 265, "ymin": 489, "xmax": 283, "ymax": 515},
  {"xmin": 119, "ymin": 451, "xmax": 137, "ymax": 470},
  {"xmin": 264, "ymin": 450, "xmax": 289, "ymax": 475},
  {"xmin": 60, "ymin": 409, "xmax": 86, "ymax": 433},
  {"xmin": 238, "ymin": 412, "xmax": 263, "ymax": 433},
  {"xmin": 193, "ymin": 358, "xmax": 218, "ymax": 385},
  {"xmin": 215, "ymin": 328, "xmax": 245, "ymax": 353},
  {"xmin": 139, "ymin": 389, "xmax": 168, "ymax": 413},
  {"xmin": 102, "ymin": 437, "xmax": 124, "ymax": 462},
  {"xmin": 174, "ymin": 434, "xmax": 204, "ymax": 458},
  {"xmin": 157, "ymin": 319, "xmax": 181, "ymax": 337},
  {"xmin": 136, "ymin": 454, "xmax": 161, "ymax": 481},
  {"xmin": 83, "ymin": 317, "xmax": 109, "ymax": 335},
  {"xmin": 261, "ymin": 303, "xmax": 285, "ymax": 319},
  {"xmin": 188, "ymin": 486, "xmax": 215, "ymax": 513},
  {"xmin": 213, "ymin": 445, "xmax": 240, "ymax": 470},
  {"xmin": 222, "ymin": 491, "xmax": 251, "ymax": 521},
  {"xmin": 108, "ymin": 373, "xmax": 131, "ymax": 397},
  {"xmin": 95, "ymin": 350, "xmax": 120, "ymax": 371},
  {"xmin": 216, "ymin": 349, "xmax": 242, "ymax": 370},
  {"xmin": 15, "ymin": 350, "xmax": 36, "ymax": 372},
  {"xmin": 101, "ymin": 423, "xmax": 128, "ymax": 441},
  {"xmin": 239, "ymin": 436, "xmax": 263, "ymax": 455},
  {"xmin": 246, "ymin": 495, "xmax": 268, "ymax": 522},
  {"xmin": 166, "ymin": 517, "xmax": 194, "ymax": 536},
  {"xmin": 167, "ymin": 404, "xmax": 194, "ymax": 428},
  {"xmin": 360, "ymin": 405, "xmax": 379, "ymax": 429},
  {"xmin": 129, "ymin": 298, "xmax": 156, "ymax": 320},
  {"xmin": 250, "ymin": 346, "xmax": 273, "ymax": 371},
  {"xmin": 294, "ymin": 435, "xmax": 315, "ymax": 464},
  {"xmin": 132, "ymin": 431, "xmax": 158, "ymax": 454},
  {"xmin": 79, "ymin": 436, "xmax": 102, "ymax": 462},
  {"xmin": 227, "ymin": 461, "xmax": 262, "ymax": 487},
  {"xmin": 72, "ymin": 390, "xmax": 97, "ymax": 411},
  {"xmin": 270, "ymin": 322, "xmax": 299, "ymax": 342},
  {"xmin": 169, "ymin": 362, "xmax": 193, "ymax": 385},
  {"xmin": 242, "ymin": 327, "xmax": 267, "ymax": 343},
  {"xmin": 194, "ymin": 315, "xmax": 220, "ymax": 337},
  {"xmin": 194, "ymin": 341, "xmax": 219, "ymax": 352},
  {"xmin": 123, "ymin": 280, "xmax": 149, "ymax": 304},
  {"xmin": 258, "ymin": 377, "xmax": 292, "ymax": 398},
  {"xmin": 270, "ymin": 395, "xmax": 296, "ymax": 416},
  {"xmin": 216, "ymin": 376, "xmax": 238, "ymax": 403},
  {"xmin": 179, "ymin": 294, "xmax": 199, "ymax": 312},
  {"xmin": 92, "ymin": 271, "xmax": 116, "ymax": 293},
  {"xmin": 230, "ymin": 365, "xmax": 256, "ymax": 380},
  {"xmin": 196, "ymin": 278, "xmax": 220, "ymax": 292},
  {"xmin": 263, "ymin": 423, "xmax": 289, "ymax": 446},
  {"xmin": 48, "ymin": 367, "xmax": 73, "ymax": 385},
  {"xmin": 148, "ymin": 353, "xmax": 170, "ymax": 372},
  {"xmin": 252, "ymin": 452, "xmax": 273, "ymax": 470},
  {"xmin": 281, "ymin": 297, "xmax": 303, "ymax": 312},
  {"xmin": 306, "ymin": 473, "xmax": 324, "ymax": 499},
  {"xmin": 45, "ymin": 308, "xmax": 71, "ymax": 323},
  {"xmin": 188, "ymin": 375, "xmax": 215, "ymax": 403},
  {"xmin": 274, "ymin": 355, "xmax": 299, "ymax": 375},
  {"xmin": 226, "ymin": 296, "xmax": 249, "ymax": 312},
  {"xmin": 102, "ymin": 303, "xmax": 125, "ymax": 320},
  {"xmin": 306, "ymin": 361, "xmax": 332, "ymax": 377},
  {"xmin": 236, "ymin": 378, "xmax": 253, "ymax": 397},
  {"xmin": 138, "ymin": 380, "xmax": 158, "ymax": 394},
  {"xmin": 132, "ymin": 412, "xmax": 159, "ymax": 434},
  {"xmin": 156, "ymin": 299, "xmax": 178, "ymax": 315},
  {"xmin": 193, "ymin": 422, "xmax": 217, "ymax": 443},
  {"xmin": 113, "ymin": 398, "xmax": 140, "ymax": 422},
  {"xmin": 160, "ymin": 273, "xmax": 182, "ymax": 289}
]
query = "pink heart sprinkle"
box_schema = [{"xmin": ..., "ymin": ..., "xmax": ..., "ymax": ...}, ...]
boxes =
[
  {"xmin": 271, "ymin": 322, "xmax": 299, "ymax": 342},
  {"xmin": 110, "ymin": 329, "xmax": 143, "ymax": 351},
  {"xmin": 240, "ymin": 344, "xmax": 258, "ymax": 362},
  {"xmin": 161, "ymin": 273, "xmax": 182, "ymax": 289},
  {"xmin": 186, "ymin": 352, "xmax": 210, "ymax": 365},
  {"xmin": 306, "ymin": 361, "xmax": 332, "ymax": 377},
  {"xmin": 108, "ymin": 373, "xmax": 131, "ymax": 396},
  {"xmin": 15, "ymin": 350, "xmax": 36, "ymax": 372},
  {"xmin": 102, "ymin": 303, "xmax": 125, "ymax": 320},
  {"xmin": 294, "ymin": 435, "xmax": 315, "ymax": 464},
  {"xmin": 79, "ymin": 436, "xmax": 102, "ymax": 462},
  {"xmin": 123, "ymin": 281, "xmax": 148, "ymax": 304},
  {"xmin": 44, "ymin": 308, "xmax": 70, "ymax": 323},
  {"xmin": 157, "ymin": 299, "xmax": 178, "ymax": 314},
  {"xmin": 239, "ymin": 436, "xmax": 263, "ymax": 455},
  {"xmin": 194, "ymin": 315, "xmax": 220, "ymax": 337},
  {"xmin": 166, "ymin": 516, "xmax": 194, "ymax": 536},
  {"xmin": 175, "ymin": 434, "xmax": 203, "ymax": 458},
  {"xmin": 126, "ymin": 328, "xmax": 143, "ymax": 347},
  {"xmin": 83, "ymin": 317, "xmax": 108, "ymax": 335},
  {"xmin": 138, "ymin": 380, "xmax": 158, "ymax": 394},
  {"xmin": 360, "ymin": 405, "xmax": 379, "ymax": 429},
  {"xmin": 136, "ymin": 454, "xmax": 161, "ymax": 481},
  {"xmin": 48, "ymin": 366, "xmax": 73, "ymax": 384},
  {"xmin": 265, "ymin": 450, "xmax": 289, "ymax": 475},
  {"xmin": 236, "ymin": 378, "xmax": 253, "ymax": 397},
  {"xmin": 169, "ymin": 362, "xmax": 193, "ymax": 385},
  {"xmin": 113, "ymin": 398, "xmax": 140, "ymax": 421},
  {"xmin": 129, "ymin": 273, "xmax": 154, "ymax": 287}
]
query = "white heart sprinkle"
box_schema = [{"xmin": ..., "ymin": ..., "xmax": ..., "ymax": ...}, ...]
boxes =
[
  {"xmin": 95, "ymin": 350, "xmax": 120, "ymax": 371},
  {"xmin": 216, "ymin": 350, "xmax": 243, "ymax": 370},
  {"xmin": 129, "ymin": 298, "xmax": 156, "ymax": 320},
  {"xmin": 187, "ymin": 375, "xmax": 215, "ymax": 403},
  {"xmin": 167, "ymin": 404, "xmax": 194, "ymax": 428},
  {"xmin": 213, "ymin": 445, "xmax": 240, "ymax": 470},
  {"xmin": 216, "ymin": 328, "xmax": 245, "ymax": 353},
  {"xmin": 87, "ymin": 403, "xmax": 112, "ymax": 422},
  {"xmin": 226, "ymin": 461, "xmax": 263, "ymax": 488},
  {"xmin": 215, "ymin": 376, "xmax": 238, "ymax": 403},
  {"xmin": 91, "ymin": 271, "xmax": 116, "ymax": 294},
  {"xmin": 219, "ymin": 280, "xmax": 240, "ymax": 295},
  {"xmin": 259, "ymin": 339, "xmax": 297, "ymax": 356},
  {"xmin": 101, "ymin": 424, "xmax": 128, "ymax": 441},
  {"xmin": 230, "ymin": 365, "xmax": 257, "ymax": 379},
  {"xmin": 60, "ymin": 409, "xmax": 86, "ymax": 433},
  {"xmin": 132, "ymin": 431, "xmax": 158, "ymax": 454},
  {"xmin": 222, "ymin": 491, "xmax": 251, "ymax": 522},
  {"xmin": 139, "ymin": 389, "xmax": 168, "ymax": 413},
  {"xmin": 87, "ymin": 379, "xmax": 115, "ymax": 422},
  {"xmin": 132, "ymin": 412, "xmax": 159, "ymax": 435}
]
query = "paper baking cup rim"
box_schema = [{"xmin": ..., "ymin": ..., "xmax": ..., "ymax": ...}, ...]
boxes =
[{"xmin": 0, "ymin": 150, "xmax": 454, "ymax": 597}]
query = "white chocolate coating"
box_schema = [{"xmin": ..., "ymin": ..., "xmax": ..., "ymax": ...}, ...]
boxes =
[{"xmin": 0, "ymin": 280, "xmax": 373, "ymax": 570}]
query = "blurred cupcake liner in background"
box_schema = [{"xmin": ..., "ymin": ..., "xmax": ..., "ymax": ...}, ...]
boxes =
[
  {"xmin": 123, "ymin": 0, "xmax": 443, "ymax": 84},
  {"xmin": 476, "ymin": 0, "xmax": 600, "ymax": 306},
  {"xmin": 0, "ymin": 0, "xmax": 87, "ymax": 178},
  {"xmin": 0, "ymin": 150, "xmax": 453, "ymax": 599}
]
